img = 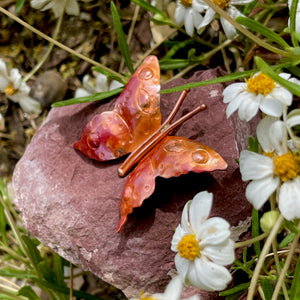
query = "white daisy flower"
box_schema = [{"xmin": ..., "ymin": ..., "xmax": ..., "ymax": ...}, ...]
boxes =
[
  {"xmin": 239, "ymin": 117, "xmax": 300, "ymax": 220},
  {"xmin": 223, "ymin": 72, "xmax": 294, "ymax": 121},
  {"xmin": 0, "ymin": 59, "xmax": 41, "ymax": 114},
  {"xmin": 74, "ymin": 73, "xmax": 123, "ymax": 98},
  {"xmin": 30, "ymin": 0, "xmax": 80, "ymax": 18},
  {"xmin": 130, "ymin": 275, "xmax": 200, "ymax": 300},
  {"xmin": 175, "ymin": 0, "xmax": 205, "ymax": 36},
  {"xmin": 197, "ymin": 0, "xmax": 254, "ymax": 38},
  {"xmin": 288, "ymin": 0, "xmax": 300, "ymax": 33},
  {"xmin": 171, "ymin": 191, "xmax": 234, "ymax": 291}
]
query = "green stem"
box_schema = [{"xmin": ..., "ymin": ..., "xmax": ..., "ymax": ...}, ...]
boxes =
[
  {"xmin": 271, "ymin": 240, "xmax": 289, "ymax": 299},
  {"xmin": 271, "ymin": 229, "xmax": 300, "ymax": 300},
  {"xmin": 247, "ymin": 214, "xmax": 284, "ymax": 300},
  {"xmin": 235, "ymin": 232, "xmax": 268, "ymax": 249},
  {"xmin": 172, "ymin": 34, "xmax": 238, "ymax": 79},
  {"xmin": 201, "ymin": 0, "xmax": 293, "ymax": 58},
  {"xmin": 0, "ymin": 288, "xmax": 25, "ymax": 300},
  {"xmin": 0, "ymin": 7, "xmax": 128, "ymax": 84},
  {"xmin": 23, "ymin": 0, "xmax": 65, "ymax": 82},
  {"xmin": 0, "ymin": 242, "xmax": 29, "ymax": 264}
]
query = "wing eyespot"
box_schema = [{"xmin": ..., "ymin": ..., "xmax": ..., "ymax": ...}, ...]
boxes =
[
  {"xmin": 192, "ymin": 149, "xmax": 209, "ymax": 164},
  {"xmin": 86, "ymin": 133, "xmax": 100, "ymax": 149},
  {"xmin": 138, "ymin": 67, "xmax": 154, "ymax": 80}
]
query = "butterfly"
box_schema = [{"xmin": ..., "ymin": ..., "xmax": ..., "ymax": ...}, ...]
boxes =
[{"xmin": 74, "ymin": 56, "xmax": 227, "ymax": 232}]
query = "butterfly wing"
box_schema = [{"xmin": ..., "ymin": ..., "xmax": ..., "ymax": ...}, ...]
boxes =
[
  {"xmin": 117, "ymin": 136, "xmax": 227, "ymax": 232},
  {"xmin": 74, "ymin": 55, "xmax": 162, "ymax": 161}
]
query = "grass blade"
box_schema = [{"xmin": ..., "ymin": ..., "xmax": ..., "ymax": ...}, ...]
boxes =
[{"xmin": 110, "ymin": 2, "xmax": 134, "ymax": 74}]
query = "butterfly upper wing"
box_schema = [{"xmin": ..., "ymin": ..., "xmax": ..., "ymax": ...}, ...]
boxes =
[
  {"xmin": 74, "ymin": 55, "xmax": 162, "ymax": 161},
  {"xmin": 117, "ymin": 136, "xmax": 227, "ymax": 232}
]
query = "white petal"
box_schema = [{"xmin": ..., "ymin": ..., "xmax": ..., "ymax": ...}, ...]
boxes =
[
  {"xmin": 159, "ymin": 275, "xmax": 183, "ymax": 300},
  {"xmin": 10, "ymin": 68, "xmax": 22, "ymax": 90},
  {"xmin": 189, "ymin": 191, "xmax": 212, "ymax": 234},
  {"xmin": 31, "ymin": 0, "xmax": 48, "ymax": 9},
  {"xmin": 230, "ymin": 0, "xmax": 254, "ymax": 4},
  {"xmin": 175, "ymin": 5, "xmax": 186, "ymax": 25},
  {"xmin": 220, "ymin": 16, "xmax": 236, "ymax": 39},
  {"xmin": 225, "ymin": 94, "xmax": 244, "ymax": 118},
  {"xmin": 188, "ymin": 257, "xmax": 232, "ymax": 291},
  {"xmin": 199, "ymin": 8, "xmax": 215, "ymax": 28},
  {"xmin": 109, "ymin": 80, "xmax": 123, "ymax": 90},
  {"xmin": 279, "ymin": 179, "xmax": 300, "ymax": 220},
  {"xmin": 95, "ymin": 73, "xmax": 109, "ymax": 92},
  {"xmin": 198, "ymin": 217, "xmax": 231, "ymax": 245},
  {"xmin": 74, "ymin": 88, "xmax": 91, "ymax": 98},
  {"xmin": 51, "ymin": 1, "xmax": 65, "ymax": 17},
  {"xmin": 269, "ymin": 121, "xmax": 288, "ymax": 155},
  {"xmin": 65, "ymin": 0, "xmax": 79, "ymax": 16},
  {"xmin": 18, "ymin": 96, "xmax": 42, "ymax": 114},
  {"xmin": 184, "ymin": 10, "xmax": 195, "ymax": 36},
  {"xmin": 238, "ymin": 94, "xmax": 260, "ymax": 121},
  {"xmin": 175, "ymin": 253, "xmax": 191, "ymax": 284},
  {"xmin": 245, "ymin": 176, "xmax": 279, "ymax": 209},
  {"xmin": 192, "ymin": 9, "xmax": 203, "ymax": 30},
  {"xmin": 259, "ymin": 97, "xmax": 285, "ymax": 117},
  {"xmin": 202, "ymin": 239, "xmax": 235, "ymax": 265},
  {"xmin": 223, "ymin": 82, "xmax": 246, "ymax": 103},
  {"xmin": 0, "ymin": 59, "xmax": 10, "ymax": 90},
  {"xmin": 239, "ymin": 150, "xmax": 274, "ymax": 181},
  {"xmin": 256, "ymin": 116, "xmax": 279, "ymax": 152},
  {"xmin": 171, "ymin": 225, "xmax": 186, "ymax": 252},
  {"xmin": 181, "ymin": 200, "xmax": 192, "ymax": 232},
  {"xmin": 269, "ymin": 86, "xmax": 293, "ymax": 106}
]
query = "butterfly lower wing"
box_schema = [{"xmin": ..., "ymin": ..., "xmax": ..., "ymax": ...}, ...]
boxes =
[
  {"xmin": 74, "ymin": 55, "xmax": 161, "ymax": 161},
  {"xmin": 117, "ymin": 136, "xmax": 227, "ymax": 232}
]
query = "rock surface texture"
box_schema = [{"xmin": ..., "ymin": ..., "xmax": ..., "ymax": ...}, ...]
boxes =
[{"xmin": 13, "ymin": 68, "xmax": 258, "ymax": 298}]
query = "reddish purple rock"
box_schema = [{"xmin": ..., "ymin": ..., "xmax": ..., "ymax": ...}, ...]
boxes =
[{"xmin": 13, "ymin": 68, "xmax": 257, "ymax": 298}]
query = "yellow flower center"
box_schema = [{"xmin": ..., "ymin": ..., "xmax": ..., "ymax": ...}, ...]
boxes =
[
  {"xmin": 4, "ymin": 84, "xmax": 16, "ymax": 96},
  {"xmin": 180, "ymin": 0, "xmax": 192, "ymax": 7},
  {"xmin": 264, "ymin": 151, "xmax": 274, "ymax": 158},
  {"xmin": 246, "ymin": 73, "xmax": 276, "ymax": 96},
  {"xmin": 211, "ymin": 0, "xmax": 229, "ymax": 9},
  {"xmin": 273, "ymin": 152, "xmax": 300, "ymax": 182},
  {"xmin": 177, "ymin": 234, "xmax": 201, "ymax": 260}
]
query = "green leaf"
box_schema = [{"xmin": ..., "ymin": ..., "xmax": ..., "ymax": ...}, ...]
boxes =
[
  {"xmin": 261, "ymin": 278, "xmax": 273, "ymax": 300},
  {"xmin": 248, "ymin": 136, "xmax": 259, "ymax": 153},
  {"xmin": 160, "ymin": 70, "xmax": 255, "ymax": 94},
  {"xmin": 37, "ymin": 261, "xmax": 55, "ymax": 283},
  {"xmin": 236, "ymin": 17, "xmax": 290, "ymax": 49},
  {"xmin": 110, "ymin": 2, "xmax": 134, "ymax": 74},
  {"xmin": 252, "ymin": 209, "xmax": 261, "ymax": 256},
  {"xmin": 0, "ymin": 179, "xmax": 8, "ymax": 245},
  {"xmin": 91, "ymin": 67, "xmax": 129, "ymax": 84},
  {"xmin": 255, "ymin": 56, "xmax": 300, "ymax": 97},
  {"xmin": 0, "ymin": 267, "xmax": 36, "ymax": 279},
  {"xmin": 21, "ymin": 235, "xmax": 42, "ymax": 268},
  {"xmin": 35, "ymin": 279, "xmax": 105, "ymax": 300},
  {"xmin": 284, "ymin": 220, "xmax": 300, "ymax": 234},
  {"xmin": 53, "ymin": 254, "xmax": 68, "ymax": 300},
  {"xmin": 131, "ymin": 0, "xmax": 166, "ymax": 16},
  {"xmin": 15, "ymin": 0, "xmax": 26, "ymax": 13},
  {"xmin": 290, "ymin": 0, "xmax": 300, "ymax": 47},
  {"xmin": 18, "ymin": 286, "xmax": 41, "ymax": 300},
  {"xmin": 219, "ymin": 282, "xmax": 250, "ymax": 296},
  {"xmin": 279, "ymin": 232, "xmax": 295, "ymax": 248},
  {"xmin": 290, "ymin": 250, "xmax": 300, "ymax": 299},
  {"xmin": 51, "ymin": 87, "xmax": 123, "ymax": 107}
]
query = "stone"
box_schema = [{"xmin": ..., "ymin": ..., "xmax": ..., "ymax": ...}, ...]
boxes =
[{"xmin": 13, "ymin": 68, "xmax": 258, "ymax": 298}]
